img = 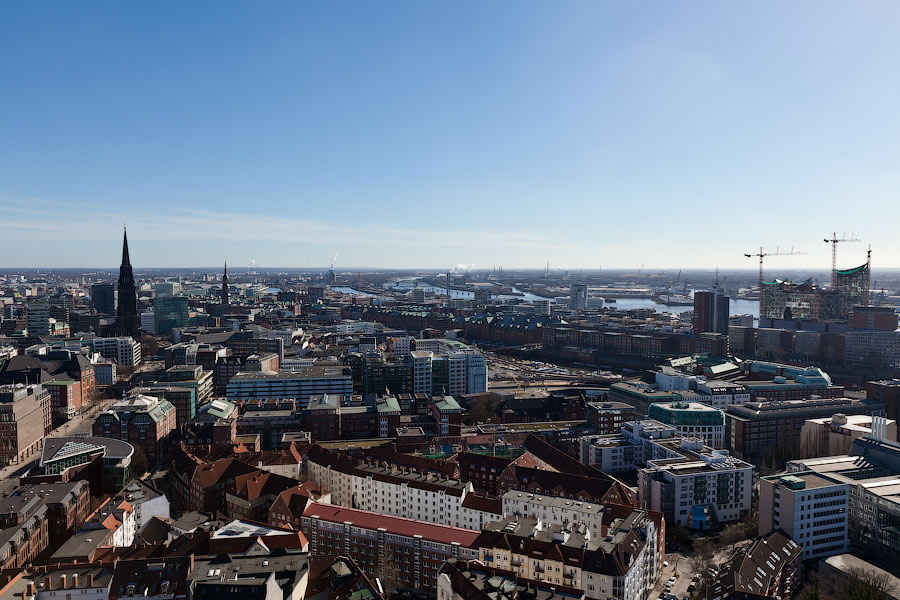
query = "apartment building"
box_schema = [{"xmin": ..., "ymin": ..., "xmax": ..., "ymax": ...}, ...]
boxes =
[
  {"xmin": 301, "ymin": 502, "xmax": 480, "ymax": 593},
  {"xmin": 707, "ymin": 530, "xmax": 802, "ymax": 600},
  {"xmin": 88, "ymin": 337, "xmax": 141, "ymax": 367},
  {"xmin": 596, "ymin": 425, "xmax": 755, "ymax": 529},
  {"xmin": 502, "ymin": 490, "xmax": 618, "ymax": 540},
  {"xmin": 305, "ymin": 445, "xmax": 497, "ymax": 529},
  {"xmin": 472, "ymin": 514, "xmax": 661, "ymax": 600},
  {"xmin": 640, "ymin": 441, "xmax": 753, "ymax": 529},
  {"xmin": 586, "ymin": 401, "xmax": 637, "ymax": 435},
  {"xmin": 93, "ymin": 394, "xmax": 176, "ymax": 466},
  {"xmin": 0, "ymin": 481, "xmax": 90, "ymax": 550},
  {"xmin": 580, "ymin": 420, "xmax": 682, "ymax": 473},
  {"xmin": 438, "ymin": 560, "xmax": 584, "ymax": 600}
]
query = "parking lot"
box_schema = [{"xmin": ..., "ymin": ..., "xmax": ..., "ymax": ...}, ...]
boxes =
[{"xmin": 649, "ymin": 550, "xmax": 702, "ymax": 600}]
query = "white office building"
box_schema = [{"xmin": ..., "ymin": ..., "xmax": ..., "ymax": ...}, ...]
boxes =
[
  {"xmin": 140, "ymin": 311, "xmax": 155, "ymax": 333},
  {"xmin": 759, "ymin": 472, "xmax": 849, "ymax": 561},
  {"xmin": 226, "ymin": 366, "xmax": 353, "ymax": 409},
  {"xmin": 89, "ymin": 337, "xmax": 142, "ymax": 367},
  {"xmin": 411, "ymin": 351, "xmax": 433, "ymax": 395}
]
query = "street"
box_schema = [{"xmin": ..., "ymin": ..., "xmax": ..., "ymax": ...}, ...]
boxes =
[{"xmin": 649, "ymin": 540, "xmax": 752, "ymax": 600}]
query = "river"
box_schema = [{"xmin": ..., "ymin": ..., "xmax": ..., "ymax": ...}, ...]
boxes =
[{"xmin": 335, "ymin": 283, "xmax": 760, "ymax": 319}]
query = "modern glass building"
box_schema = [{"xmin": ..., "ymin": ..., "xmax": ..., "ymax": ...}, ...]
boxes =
[{"xmin": 154, "ymin": 295, "xmax": 189, "ymax": 336}]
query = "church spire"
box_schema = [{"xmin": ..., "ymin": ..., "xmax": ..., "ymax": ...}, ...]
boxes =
[
  {"xmin": 221, "ymin": 260, "xmax": 230, "ymax": 305},
  {"xmin": 116, "ymin": 226, "xmax": 139, "ymax": 338},
  {"xmin": 121, "ymin": 227, "xmax": 131, "ymax": 267}
]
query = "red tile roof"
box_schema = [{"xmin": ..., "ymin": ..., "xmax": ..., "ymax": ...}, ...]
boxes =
[{"xmin": 302, "ymin": 502, "xmax": 480, "ymax": 547}]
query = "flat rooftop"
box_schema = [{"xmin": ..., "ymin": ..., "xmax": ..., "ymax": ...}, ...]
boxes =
[{"xmin": 230, "ymin": 366, "xmax": 350, "ymax": 380}]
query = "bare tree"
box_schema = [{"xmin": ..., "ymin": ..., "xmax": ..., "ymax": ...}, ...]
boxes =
[
  {"xmin": 377, "ymin": 546, "xmax": 404, "ymax": 597},
  {"xmin": 719, "ymin": 524, "xmax": 746, "ymax": 550},
  {"xmin": 844, "ymin": 566, "xmax": 898, "ymax": 600},
  {"xmin": 688, "ymin": 538, "xmax": 715, "ymax": 579}
]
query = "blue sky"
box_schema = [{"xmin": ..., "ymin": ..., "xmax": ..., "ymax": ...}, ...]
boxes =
[{"xmin": 1, "ymin": 1, "xmax": 897, "ymax": 270}]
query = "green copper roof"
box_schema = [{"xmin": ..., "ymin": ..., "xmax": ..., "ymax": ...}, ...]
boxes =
[
  {"xmin": 761, "ymin": 278, "xmax": 813, "ymax": 286},
  {"xmin": 835, "ymin": 263, "xmax": 868, "ymax": 275}
]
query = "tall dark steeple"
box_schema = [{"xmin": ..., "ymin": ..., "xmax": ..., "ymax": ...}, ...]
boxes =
[
  {"xmin": 221, "ymin": 261, "xmax": 229, "ymax": 305},
  {"xmin": 116, "ymin": 227, "xmax": 139, "ymax": 338}
]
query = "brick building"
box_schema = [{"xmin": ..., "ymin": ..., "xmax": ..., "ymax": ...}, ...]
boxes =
[
  {"xmin": 301, "ymin": 502, "xmax": 480, "ymax": 593},
  {"xmin": 93, "ymin": 393, "xmax": 176, "ymax": 466},
  {"xmin": 0, "ymin": 383, "xmax": 51, "ymax": 466}
]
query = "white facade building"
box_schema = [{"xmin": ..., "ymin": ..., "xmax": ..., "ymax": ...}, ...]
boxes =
[
  {"xmin": 140, "ymin": 311, "xmax": 155, "ymax": 334},
  {"xmin": 411, "ymin": 351, "xmax": 433, "ymax": 394},
  {"xmin": 502, "ymin": 490, "xmax": 607, "ymax": 540},
  {"xmin": 639, "ymin": 438, "xmax": 754, "ymax": 528},
  {"xmin": 465, "ymin": 350, "xmax": 487, "ymax": 393},
  {"xmin": 226, "ymin": 366, "xmax": 353, "ymax": 410},
  {"xmin": 696, "ymin": 380, "xmax": 751, "ymax": 408},
  {"xmin": 759, "ymin": 472, "xmax": 849, "ymax": 561},
  {"xmin": 388, "ymin": 336, "xmax": 412, "ymax": 355},
  {"xmin": 306, "ymin": 448, "xmax": 497, "ymax": 530},
  {"xmin": 89, "ymin": 337, "xmax": 142, "ymax": 367}
]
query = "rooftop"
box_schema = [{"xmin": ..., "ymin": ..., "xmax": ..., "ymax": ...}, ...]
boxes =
[
  {"xmin": 40, "ymin": 436, "xmax": 134, "ymax": 465},
  {"xmin": 230, "ymin": 366, "xmax": 351, "ymax": 381},
  {"xmin": 303, "ymin": 502, "xmax": 481, "ymax": 547}
]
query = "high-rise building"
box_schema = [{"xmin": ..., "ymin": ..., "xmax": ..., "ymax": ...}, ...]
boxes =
[
  {"xmin": 154, "ymin": 296, "xmax": 189, "ymax": 336},
  {"xmin": 116, "ymin": 229, "xmax": 140, "ymax": 338},
  {"xmin": 90, "ymin": 283, "xmax": 116, "ymax": 315},
  {"xmin": 410, "ymin": 351, "xmax": 433, "ymax": 394},
  {"xmin": 692, "ymin": 289, "xmax": 730, "ymax": 334},
  {"xmin": 26, "ymin": 303, "xmax": 51, "ymax": 337},
  {"xmin": 570, "ymin": 283, "xmax": 588, "ymax": 310},
  {"xmin": 759, "ymin": 472, "xmax": 850, "ymax": 561}
]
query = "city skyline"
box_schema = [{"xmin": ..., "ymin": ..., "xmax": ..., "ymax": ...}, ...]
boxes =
[{"xmin": 2, "ymin": 2, "xmax": 898, "ymax": 269}]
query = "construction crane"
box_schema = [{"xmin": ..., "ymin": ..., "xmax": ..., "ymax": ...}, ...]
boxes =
[
  {"xmin": 744, "ymin": 246, "xmax": 807, "ymax": 287},
  {"xmin": 823, "ymin": 232, "xmax": 860, "ymax": 289}
]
